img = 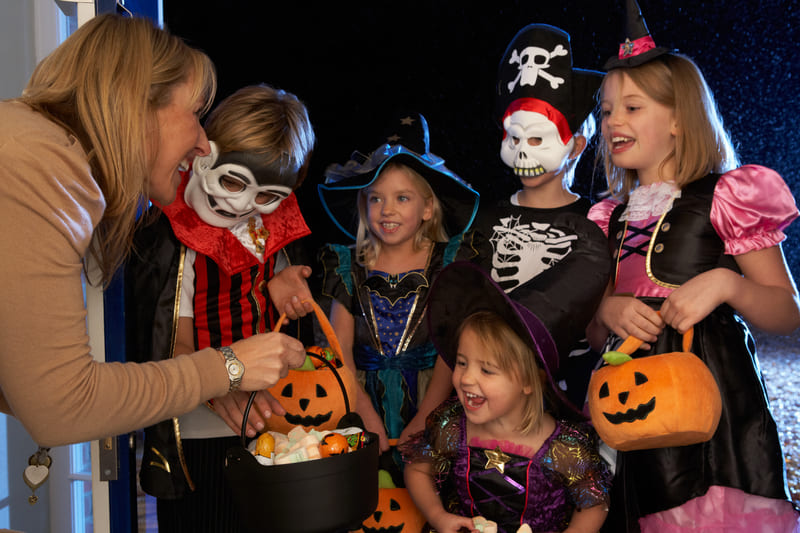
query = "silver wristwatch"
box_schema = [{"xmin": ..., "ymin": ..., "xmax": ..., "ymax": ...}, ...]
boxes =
[{"xmin": 218, "ymin": 346, "xmax": 244, "ymax": 392}]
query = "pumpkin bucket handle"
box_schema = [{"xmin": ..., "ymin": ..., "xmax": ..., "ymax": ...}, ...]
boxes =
[
  {"xmin": 240, "ymin": 299, "xmax": 352, "ymax": 447},
  {"xmin": 615, "ymin": 312, "xmax": 693, "ymax": 356},
  {"xmin": 273, "ymin": 298, "xmax": 343, "ymax": 361}
]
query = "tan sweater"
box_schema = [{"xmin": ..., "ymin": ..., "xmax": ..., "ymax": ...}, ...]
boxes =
[{"xmin": 0, "ymin": 101, "xmax": 228, "ymax": 447}]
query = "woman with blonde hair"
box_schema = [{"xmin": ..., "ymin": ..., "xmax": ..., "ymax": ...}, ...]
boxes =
[{"xmin": 0, "ymin": 13, "xmax": 305, "ymax": 451}]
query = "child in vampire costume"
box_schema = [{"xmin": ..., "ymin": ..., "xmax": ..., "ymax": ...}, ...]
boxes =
[
  {"xmin": 472, "ymin": 24, "xmax": 612, "ymax": 408},
  {"xmin": 125, "ymin": 85, "xmax": 315, "ymax": 532}
]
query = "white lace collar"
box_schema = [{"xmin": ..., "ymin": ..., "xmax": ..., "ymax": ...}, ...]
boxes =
[{"xmin": 620, "ymin": 181, "xmax": 681, "ymax": 222}]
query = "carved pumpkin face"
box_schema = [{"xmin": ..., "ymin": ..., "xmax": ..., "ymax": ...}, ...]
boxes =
[
  {"xmin": 355, "ymin": 488, "xmax": 426, "ymax": 533},
  {"xmin": 265, "ymin": 348, "xmax": 358, "ymax": 434},
  {"xmin": 588, "ymin": 351, "xmax": 722, "ymax": 451}
]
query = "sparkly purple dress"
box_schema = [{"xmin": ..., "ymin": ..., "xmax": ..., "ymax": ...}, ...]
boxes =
[{"xmin": 401, "ymin": 399, "xmax": 611, "ymax": 533}]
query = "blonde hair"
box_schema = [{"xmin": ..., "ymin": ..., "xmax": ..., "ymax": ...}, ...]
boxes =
[
  {"xmin": 355, "ymin": 162, "xmax": 448, "ymax": 269},
  {"xmin": 562, "ymin": 113, "xmax": 596, "ymax": 189},
  {"xmin": 598, "ymin": 54, "xmax": 739, "ymax": 201},
  {"xmin": 457, "ymin": 311, "xmax": 545, "ymax": 434},
  {"xmin": 204, "ymin": 84, "xmax": 315, "ymax": 189},
  {"xmin": 21, "ymin": 13, "xmax": 216, "ymax": 286}
]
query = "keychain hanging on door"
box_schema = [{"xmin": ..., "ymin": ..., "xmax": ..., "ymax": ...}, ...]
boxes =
[{"xmin": 23, "ymin": 446, "xmax": 51, "ymax": 504}]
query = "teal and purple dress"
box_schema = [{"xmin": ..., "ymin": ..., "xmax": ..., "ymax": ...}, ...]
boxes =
[{"xmin": 319, "ymin": 232, "xmax": 488, "ymax": 465}]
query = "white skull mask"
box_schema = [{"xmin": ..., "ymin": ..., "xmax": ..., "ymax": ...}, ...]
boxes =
[
  {"xmin": 500, "ymin": 109, "xmax": 574, "ymax": 177},
  {"xmin": 185, "ymin": 142, "xmax": 294, "ymax": 228}
]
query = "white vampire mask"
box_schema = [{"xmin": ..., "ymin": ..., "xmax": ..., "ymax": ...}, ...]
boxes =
[
  {"xmin": 500, "ymin": 109, "xmax": 574, "ymax": 178},
  {"xmin": 185, "ymin": 141, "xmax": 294, "ymax": 228}
]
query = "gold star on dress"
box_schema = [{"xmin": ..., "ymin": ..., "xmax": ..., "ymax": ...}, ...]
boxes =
[{"xmin": 484, "ymin": 446, "xmax": 511, "ymax": 474}]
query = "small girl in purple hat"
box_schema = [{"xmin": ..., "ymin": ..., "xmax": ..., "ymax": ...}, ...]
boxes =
[{"xmin": 402, "ymin": 262, "xmax": 610, "ymax": 533}]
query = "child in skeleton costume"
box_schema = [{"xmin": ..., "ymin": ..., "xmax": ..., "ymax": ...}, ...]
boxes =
[
  {"xmin": 587, "ymin": 1, "xmax": 800, "ymax": 531},
  {"xmin": 318, "ymin": 113, "xmax": 489, "ymax": 481},
  {"xmin": 401, "ymin": 262, "xmax": 611, "ymax": 533},
  {"xmin": 472, "ymin": 24, "xmax": 612, "ymax": 409},
  {"xmin": 125, "ymin": 85, "xmax": 316, "ymax": 532}
]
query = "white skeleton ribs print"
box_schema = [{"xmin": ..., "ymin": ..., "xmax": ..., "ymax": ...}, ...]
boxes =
[
  {"xmin": 507, "ymin": 43, "xmax": 568, "ymax": 92},
  {"xmin": 489, "ymin": 215, "xmax": 577, "ymax": 291}
]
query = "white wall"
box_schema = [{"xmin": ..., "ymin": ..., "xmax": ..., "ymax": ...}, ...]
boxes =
[{"xmin": 0, "ymin": 0, "xmax": 35, "ymax": 100}]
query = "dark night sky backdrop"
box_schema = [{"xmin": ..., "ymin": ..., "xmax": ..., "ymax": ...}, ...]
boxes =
[{"xmin": 164, "ymin": 0, "xmax": 800, "ymax": 280}]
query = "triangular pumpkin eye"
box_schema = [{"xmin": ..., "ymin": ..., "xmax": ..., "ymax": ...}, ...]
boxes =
[
  {"xmin": 599, "ymin": 382, "xmax": 609, "ymax": 398},
  {"xmin": 280, "ymin": 383, "xmax": 293, "ymax": 398},
  {"xmin": 389, "ymin": 499, "xmax": 401, "ymax": 511},
  {"xmin": 634, "ymin": 372, "xmax": 648, "ymax": 385},
  {"xmin": 315, "ymin": 384, "xmax": 328, "ymax": 398}
]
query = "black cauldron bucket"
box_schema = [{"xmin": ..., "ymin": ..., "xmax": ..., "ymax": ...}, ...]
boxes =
[{"xmin": 224, "ymin": 342, "xmax": 378, "ymax": 533}]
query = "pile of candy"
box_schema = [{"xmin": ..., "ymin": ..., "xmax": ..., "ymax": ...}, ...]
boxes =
[{"xmin": 247, "ymin": 425, "xmax": 365, "ymax": 466}]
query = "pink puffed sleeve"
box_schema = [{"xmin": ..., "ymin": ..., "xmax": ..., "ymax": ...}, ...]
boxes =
[
  {"xmin": 711, "ymin": 165, "xmax": 799, "ymax": 256},
  {"xmin": 587, "ymin": 198, "xmax": 621, "ymax": 237}
]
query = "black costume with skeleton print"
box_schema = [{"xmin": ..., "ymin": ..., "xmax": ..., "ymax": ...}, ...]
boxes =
[{"xmin": 474, "ymin": 196, "xmax": 611, "ymax": 405}]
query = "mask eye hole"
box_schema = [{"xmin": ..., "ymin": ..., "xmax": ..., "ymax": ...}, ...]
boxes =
[
  {"xmin": 255, "ymin": 191, "xmax": 281, "ymax": 205},
  {"xmin": 220, "ymin": 175, "xmax": 246, "ymax": 193},
  {"xmin": 527, "ymin": 137, "xmax": 543, "ymax": 146}
]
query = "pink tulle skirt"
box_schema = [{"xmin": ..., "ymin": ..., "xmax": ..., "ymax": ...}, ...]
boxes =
[{"xmin": 639, "ymin": 486, "xmax": 800, "ymax": 533}]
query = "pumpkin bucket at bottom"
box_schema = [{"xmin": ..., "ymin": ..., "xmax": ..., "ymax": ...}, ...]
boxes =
[
  {"xmin": 587, "ymin": 327, "xmax": 722, "ymax": 452},
  {"xmin": 223, "ymin": 301, "xmax": 378, "ymax": 533}
]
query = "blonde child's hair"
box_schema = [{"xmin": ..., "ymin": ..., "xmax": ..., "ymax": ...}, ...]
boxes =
[
  {"xmin": 599, "ymin": 53, "xmax": 739, "ymax": 201},
  {"xmin": 204, "ymin": 84, "xmax": 315, "ymax": 190},
  {"xmin": 456, "ymin": 310, "xmax": 545, "ymax": 434},
  {"xmin": 20, "ymin": 13, "xmax": 216, "ymax": 287},
  {"xmin": 355, "ymin": 162, "xmax": 448, "ymax": 269},
  {"xmin": 561, "ymin": 113, "xmax": 597, "ymax": 189}
]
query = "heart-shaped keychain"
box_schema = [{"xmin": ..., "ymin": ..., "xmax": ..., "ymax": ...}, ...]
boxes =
[{"xmin": 23, "ymin": 447, "xmax": 51, "ymax": 504}]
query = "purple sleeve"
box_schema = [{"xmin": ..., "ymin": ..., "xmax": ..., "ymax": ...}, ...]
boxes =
[{"xmin": 711, "ymin": 165, "xmax": 799, "ymax": 256}]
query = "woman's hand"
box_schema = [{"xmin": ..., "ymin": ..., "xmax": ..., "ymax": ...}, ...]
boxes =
[
  {"xmin": 228, "ymin": 332, "xmax": 306, "ymax": 392},
  {"xmin": 267, "ymin": 265, "xmax": 314, "ymax": 320},
  {"xmin": 211, "ymin": 389, "xmax": 286, "ymax": 438}
]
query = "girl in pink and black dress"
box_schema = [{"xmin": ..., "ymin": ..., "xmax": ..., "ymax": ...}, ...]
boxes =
[{"xmin": 586, "ymin": 2, "xmax": 800, "ymax": 531}]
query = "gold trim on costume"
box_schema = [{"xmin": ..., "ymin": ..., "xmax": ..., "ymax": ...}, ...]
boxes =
[
  {"xmin": 148, "ymin": 446, "xmax": 171, "ymax": 473},
  {"xmin": 615, "ymin": 211, "xmax": 680, "ymax": 290},
  {"xmin": 171, "ymin": 245, "xmax": 195, "ymax": 491}
]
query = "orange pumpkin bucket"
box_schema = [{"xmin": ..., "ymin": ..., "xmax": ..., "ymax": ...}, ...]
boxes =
[
  {"xmin": 264, "ymin": 302, "xmax": 358, "ymax": 434},
  {"xmin": 587, "ymin": 327, "xmax": 722, "ymax": 451},
  {"xmin": 223, "ymin": 300, "xmax": 378, "ymax": 533}
]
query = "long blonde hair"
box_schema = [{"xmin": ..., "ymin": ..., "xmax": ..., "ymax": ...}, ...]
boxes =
[
  {"xmin": 457, "ymin": 311, "xmax": 545, "ymax": 434},
  {"xmin": 21, "ymin": 13, "xmax": 216, "ymax": 286},
  {"xmin": 598, "ymin": 54, "xmax": 738, "ymax": 201},
  {"xmin": 204, "ymin": 84, "xmax": 315, "ymax": 189},
  {"xmin": 355, "ymin": 162, "xmax": 447, "ymax": 269}
]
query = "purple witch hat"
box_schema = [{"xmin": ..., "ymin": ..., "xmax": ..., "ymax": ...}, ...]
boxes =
[
  {"xmin": 427, "ymin": 261, "xmax": 585, "ymax": 420},
  {"xmin": 604, "ymin": 0, "xmax": 675, "ymax": 70}
]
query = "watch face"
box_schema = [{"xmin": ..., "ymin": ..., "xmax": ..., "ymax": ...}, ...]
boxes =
[{"xmin": 227, "ymin": 360, "xmax": 244, "ymax": 378}]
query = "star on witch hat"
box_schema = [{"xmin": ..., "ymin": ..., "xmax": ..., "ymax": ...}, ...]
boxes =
[{"xmin": 604, "ymin": 0, "xmax": 675, "ymax": 70}]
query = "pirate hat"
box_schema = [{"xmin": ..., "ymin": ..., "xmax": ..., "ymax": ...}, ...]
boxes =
[
  {"xmin": 496, "ymin": 23, "xmax": 603, "ymax": 142},
  {"xmin": 318, "ymin": 113, "xmax": 479, "ymax": 241},
  {"xmin": 428, "ymin": 262, "xmax": 583, "ymax": 419},
  {"xmin": 604, "ymin": 0, "xmax": 676, "ymax": 69}
]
